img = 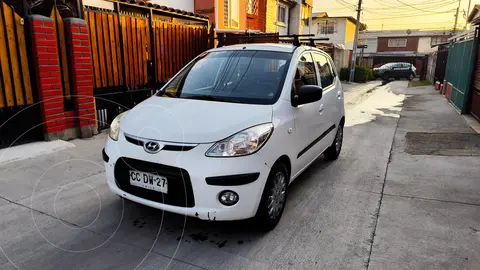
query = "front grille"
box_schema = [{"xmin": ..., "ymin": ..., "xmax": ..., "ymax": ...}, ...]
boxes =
[
  {"xmin": 114, "ymin": 157, "xmax": 195, "ymax": 207},
  {"xmin": 124, "ymin": 134, "xmax": 196, "ymax": 151}
]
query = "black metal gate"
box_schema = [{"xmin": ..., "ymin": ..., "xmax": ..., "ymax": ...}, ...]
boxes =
[{"xmin": 434, "ymin": 45, "xmax": 449, "ymax": 83}]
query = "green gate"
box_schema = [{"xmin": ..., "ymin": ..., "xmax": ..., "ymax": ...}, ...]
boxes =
[{"xmin": 445, "ymin": 31, "xmax": 477, "ymax": 113}]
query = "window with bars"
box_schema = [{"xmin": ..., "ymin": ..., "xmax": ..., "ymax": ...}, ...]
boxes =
[
  {"xmin": 318, "ymin": 21, "xmax": 335, "ymax": 34},
  {"xmin": 301, "ymin": 4, "xmax": 311, "ymax": 26},
  {"xmin": 388, "ymin": 38, "xmax": 407, "ymax": 48},
  {"xmin": 224, "ymin": 0, "xmax": 240, "ymax": 28},
  {"xmin": 247, "ymin": 0, "xmax": 259, "ymax": 15},
  {"xmin": 431, "ymin": 36, "xmax": 448, "ymax": 46},
  {"xmin": 277, "ymin": 5, "xmax": 287, "ymax": 24}
]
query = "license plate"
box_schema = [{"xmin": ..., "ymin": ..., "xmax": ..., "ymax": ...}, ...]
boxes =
[{"xmin": 129, "ymin": 170, "xmax": 168, "ymax": 193}]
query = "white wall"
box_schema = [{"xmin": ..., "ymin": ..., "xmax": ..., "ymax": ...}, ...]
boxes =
[
  {"xmin": 418, "ymin": 37, "xmax": 437, "ymax": 54},
  {"xmin": 310, "ymin": 18, "xmax": 347, "ymax": 46},
  {"xmin": 150, "ymin": 0, "xmax": 194, "ymax": 12},
  {"xmin": 289, "ymin": 2, "xmax": 302, "ymax": 34},
  {"xmin": 356, "ymin": 36, "xmax": 377, "ymax": 54}
]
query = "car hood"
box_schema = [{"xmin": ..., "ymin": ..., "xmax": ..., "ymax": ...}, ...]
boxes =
[{"xmin": 120, "ymin": 96, "xmax": 273, "ymax": 143}]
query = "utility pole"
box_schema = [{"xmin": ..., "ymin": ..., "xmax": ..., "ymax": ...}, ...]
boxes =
[
  {"xmin": 349, "ymin": 0, "xmax": 363, "ymax": 82},
  {"xmin": 453, "ymin": 0, "xmax": 462, "ymax": 31},
  {"xmin": 465, "ymin": 0, "xmax": 472, "ymax": 29}
]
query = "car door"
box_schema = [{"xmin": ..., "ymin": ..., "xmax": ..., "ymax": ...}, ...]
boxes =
[
  {"xmin": 312, "ymin": 53, "xmax": 340, "ymax": 146},
  {"xmin": 291, "ymin": 53, "xmax": 327, "ymax": 173}
]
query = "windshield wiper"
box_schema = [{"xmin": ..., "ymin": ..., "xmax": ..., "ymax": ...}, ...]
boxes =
[
  {"xmin": 182, "ymin": 95, "xmax": 232, "ymax": 102},
  {"xmin": 160, "ymin": 91, "xmax": 176, "ymax": 98}
]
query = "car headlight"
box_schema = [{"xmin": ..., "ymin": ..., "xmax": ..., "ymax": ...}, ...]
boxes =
[
  {"xmin": 109, "ymin": 111, "xmax": 128, "ymax": 141},
  {"xmin": 205, "ymin": 123, "xmax": 274, "ymax": 157}
]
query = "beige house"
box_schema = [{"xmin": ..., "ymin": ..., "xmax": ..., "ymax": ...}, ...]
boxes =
[{"xmin": 265, "ymin": 0, "xmax": 313, "ymax": 35}]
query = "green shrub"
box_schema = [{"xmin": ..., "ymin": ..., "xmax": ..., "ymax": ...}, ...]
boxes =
[
  {"xmin": 340, "ymin": 66, "xmax": 375, "ymax": 82},
  {"xmin": 354, "ymin": 66, "xmax": 369, "ymax": 83},
  {"xmin": 367, "ymin": 68, "xmax": 375, "ymax": 81},
  {"xmin": 340, "ymin": 67, "xmax": 350, "ymax": 81}
]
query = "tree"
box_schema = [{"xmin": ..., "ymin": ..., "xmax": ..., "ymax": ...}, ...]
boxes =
[{"xmin": 360, "ymin": 23, "xmax": 368, "ymax": 31}]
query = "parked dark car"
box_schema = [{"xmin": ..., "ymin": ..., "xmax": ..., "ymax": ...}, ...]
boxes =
[{"xmin": 373, "ymin": 62, "xmax": 416, "ymax": 81}]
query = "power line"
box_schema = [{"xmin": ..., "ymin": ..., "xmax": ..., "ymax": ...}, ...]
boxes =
[
  {"xmin": 395, "ymin": 0, "xmax": 458, "ymax": 14},
  {"xmin": 362, "ymin": 9, "xmax": 456, "ymax": 20},
  {"xmin": 367, "ymin": 20, "xmax": 455, "ymax": 26},
  {"xmin": 334, "ymin": 0, "xmax": 356, "ymax": 11},
  {"xmin": 366, "ymin": 0, "xmax": 458, "ymax": 10}
]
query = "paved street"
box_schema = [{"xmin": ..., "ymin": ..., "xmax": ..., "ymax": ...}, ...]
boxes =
[{"xmin": 0, "ymin": 81, "xmax": 478, "ymax": 269}]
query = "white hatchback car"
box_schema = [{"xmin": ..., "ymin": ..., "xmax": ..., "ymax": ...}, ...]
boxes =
[{"xmin": 103, "ymin": 43, "xmax": 345, "ymax": 230}]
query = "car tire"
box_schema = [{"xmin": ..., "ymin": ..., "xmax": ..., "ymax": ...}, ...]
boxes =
[
  {"xmin": 324, "ymin": 124, "xmax": 344, "ymax": 161},
  {"xmin": 254, "ymin": 162, "xmax": 289, "ymax": 231},
  {"xmin": 382, "ymin": 73, "xmax": 389, "ymax": 81},
  {"xmin": 408, "ymin": 73, "xmax": 414, "ymax": 81}
]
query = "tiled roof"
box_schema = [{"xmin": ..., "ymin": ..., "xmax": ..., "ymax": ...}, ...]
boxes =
[{"xmin": 118, "ymin": 0, "xmax": 209, "ymax": 19}]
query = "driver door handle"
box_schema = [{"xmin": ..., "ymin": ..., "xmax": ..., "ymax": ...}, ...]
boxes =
[{"xmin": 319, "ymin": 104, "xmax": 324, "ymax": 114}]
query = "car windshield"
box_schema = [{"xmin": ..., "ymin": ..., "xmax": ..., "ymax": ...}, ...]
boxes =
[{"xmin": 157, "ymin": 50, "xmax": 292, "ymax": 105}]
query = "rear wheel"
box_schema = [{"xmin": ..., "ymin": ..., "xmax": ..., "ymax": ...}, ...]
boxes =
[
  {"xmin": 324, "ymin": 124, "xmax": 344, "ymax": 161},
  {"xmin": 408, "ymin": 73, "xmax": 415, "ymax": 81},
  {"xmin": 254, "ymin": 162, "xmax": 288, "ymax": 231}
]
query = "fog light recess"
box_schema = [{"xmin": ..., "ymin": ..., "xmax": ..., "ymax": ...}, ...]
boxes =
[{"xmin": 218, "ymin": 190, "xmax": 239, "ymax": 206}]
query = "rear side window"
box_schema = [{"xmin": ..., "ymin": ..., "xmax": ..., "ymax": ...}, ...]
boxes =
[
  {"xmin": 294, "ymin": 53, "xmax": 318, "ymax": 91},
  {"xmin": 313, "ymin": 53, "xmax": 335, "ymax": 89}
]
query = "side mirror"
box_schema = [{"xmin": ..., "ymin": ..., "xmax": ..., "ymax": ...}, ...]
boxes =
[{"xmin": 292, "ymin": 85, "xmax": 323, "ymax": 107}]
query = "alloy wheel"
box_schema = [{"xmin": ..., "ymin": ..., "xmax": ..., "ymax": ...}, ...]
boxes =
[
  {"xmin": 335, "ymin": 127, "xmax": 343, "ymax": 153},
  {"xmin": 267, "ymin": 172, "xmax": 287, "ymax": 220}
]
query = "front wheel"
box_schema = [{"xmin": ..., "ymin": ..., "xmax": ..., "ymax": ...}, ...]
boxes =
[
  {"xmin": 254, "ymin": 162, "xmax": 289, "ymax": 231},
  {"xmin": 408, "ymin": 73, "xmax": 415, "ymax": 81},
  {"xmin": 324, "ymin": 124, "xmax": 343, "ymax": 161},
  {"xmin": 382, "ymin": 73, "xmax": 390, "ymax": 81}
]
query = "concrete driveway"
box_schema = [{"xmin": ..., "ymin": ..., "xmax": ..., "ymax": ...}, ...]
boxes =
[{"xmin": 0, "ymin": 81, "xmax": 478, "ymax": 269}]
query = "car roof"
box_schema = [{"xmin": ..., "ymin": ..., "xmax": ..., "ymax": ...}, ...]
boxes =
[{"xmin": 207, "ymin": 43, "xmax": 324, "ymax": 54}]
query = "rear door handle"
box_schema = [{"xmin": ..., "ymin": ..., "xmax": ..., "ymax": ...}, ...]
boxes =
[
  {"xmin": 337, "ymin": 91, "xmax": 342, "ymax": 99},
  {"xmin": 319, "ymin": 104, "xmax": 324, "ymax": 114}
]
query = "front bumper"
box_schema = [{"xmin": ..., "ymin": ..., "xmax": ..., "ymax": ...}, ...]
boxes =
[{"xmin": 104, "ymin": 132, "xmax": 271, "ymax": 221}]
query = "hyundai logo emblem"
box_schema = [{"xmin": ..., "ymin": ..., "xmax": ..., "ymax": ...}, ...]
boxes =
[{"xmin": 144, "ymin": 141, "xmax": 162, "ymax": 154}]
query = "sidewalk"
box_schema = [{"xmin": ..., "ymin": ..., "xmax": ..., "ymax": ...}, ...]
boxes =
[{"xmin": 368, "ymin": 82, "xmax": 480, "ymax": 269}]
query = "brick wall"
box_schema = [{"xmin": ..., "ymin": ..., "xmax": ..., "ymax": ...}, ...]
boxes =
[
  {"xmin": 29, "ymin": 15, "xmax": 65, "ymax": 140},
  {"xmin": 377, "ymin": 37, "xmax": 419, "ymax": 52},
  {"xmin": 28, "ymin": 15, "xmax": 96, "ymax": 141},
  {"xmin": 64, "ymin": 18, "xmax": 96, "ymax": 138},
  {"xmin": 246, "ymin": 0, "xmax": 266, "ymax": 32}
]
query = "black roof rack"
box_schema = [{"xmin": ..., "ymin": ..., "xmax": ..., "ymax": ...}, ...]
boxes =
[
  {"xmin": 298, "ymin": 38, "xmax": 330, "ymax": 47},
  {"xmin": 210, "ymin": 33, "xmax": 324, "ymax": 48}
]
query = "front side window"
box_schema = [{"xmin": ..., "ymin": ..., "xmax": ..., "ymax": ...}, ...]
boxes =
[
  {"xmin": 293, "ymin": 53, "xmax": 317, "ymax": 93},
  {"xmin": 313, "ymin": 53, "xmax": 334, "ymax": 89},
  {"xmin": 159, "ymin": 50, "xmax": 291, "ymax": 105}
]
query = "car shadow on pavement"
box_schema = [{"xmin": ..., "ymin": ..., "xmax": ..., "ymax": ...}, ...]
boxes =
[{"xmin": 109, "ymin": 154, "xmax": 336, "ymax": 251}]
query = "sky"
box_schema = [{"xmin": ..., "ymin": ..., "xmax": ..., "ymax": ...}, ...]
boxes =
[{"xmin": 314, "ymin": 0, "xmax": 478, "ymax": 31}]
